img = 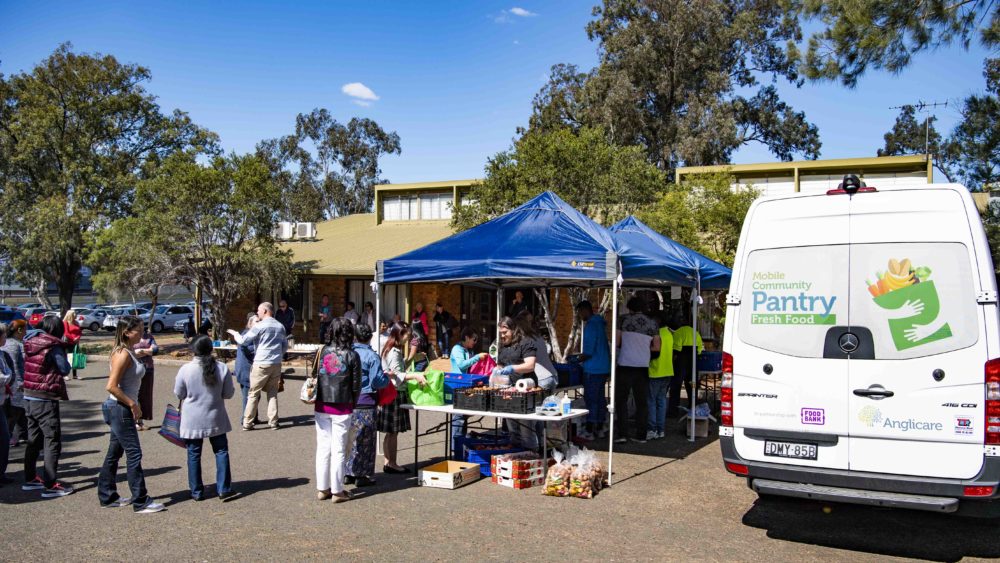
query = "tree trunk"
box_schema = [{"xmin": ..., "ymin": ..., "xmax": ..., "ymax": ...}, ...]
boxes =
[
  {"xmin": 146, "ymin": 286, "xmax": 160, "ymax": 329},
  {"xmin": 56, "ymin": 261, "xmax": 79, "ymax": 314},
  {"xmin": 533, "ymin": 288, "xmax": 567, "ymax": 363},
  {"xmin": 33, "ymin": 279, "xmax": 54, "ymax": 309}
]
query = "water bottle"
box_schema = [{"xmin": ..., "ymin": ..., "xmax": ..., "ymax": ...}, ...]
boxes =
[{"xmin": 560, "ymin": 392, "xmax": 572, "ymax": 416}]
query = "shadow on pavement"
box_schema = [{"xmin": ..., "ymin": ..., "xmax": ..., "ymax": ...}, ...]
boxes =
[
  {"xmin": 0, "ymin": 465, "xmax": 181, "ymax": 505},
  {"xmin": 742, "ymin": 495, "xmax": 1000, "ymax": 562},
  {"xmin": 160, "ymin": 476, "xmax": 310, "ymax": 506}
]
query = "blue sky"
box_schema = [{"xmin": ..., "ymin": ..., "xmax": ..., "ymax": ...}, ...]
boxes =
[{"xmin": 1, "ymin": 2, "xmax": 992, "ymax": 184}]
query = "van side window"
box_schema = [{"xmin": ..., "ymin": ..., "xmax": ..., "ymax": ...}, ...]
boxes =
[
  {"xmin": 738, "ymin": 246, "xmax": 849, "ymax": 358},
  {"xmin": 852, "ymin": 242, "xmax": 978, "ymax": 359}
]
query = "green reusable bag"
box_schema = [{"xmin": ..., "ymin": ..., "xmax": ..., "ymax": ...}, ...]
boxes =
[
  {"xmin": 407, "ymin": 369, "xmax": 445, "ymax": 406},
  {"xmin": 69, "ymin": 345, "xmax": 87, "ymax": 370}
]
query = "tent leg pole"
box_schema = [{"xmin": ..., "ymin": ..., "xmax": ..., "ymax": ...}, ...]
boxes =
[
  {"xmin": 608, "ymin": 278, "xmax": 619, "ymax": 485},
  {"xmin": 690, "ymin": 277, "xmax": 700, "ymax": 442},
  {"xmin": 496, "ymin": 286, "xmax": 502, "ymax": 352}
]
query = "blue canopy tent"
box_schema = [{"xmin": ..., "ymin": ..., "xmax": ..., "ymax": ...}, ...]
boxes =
[
  {"xmin": 377, "ymin": 191, "xmax": 619, "ymax": 287},
  {"xmin": 609, "ymin": 216, "xmax": 733, "ymax": 441},
  {"xmin": 376, "ymin": 191, "xmax": 631, "ymax": 483}
]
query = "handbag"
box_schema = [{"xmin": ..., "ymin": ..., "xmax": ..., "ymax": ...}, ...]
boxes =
[
  {"xmin": 69, "ymin": 345, "xmax": 87, "ymax": 370},
  {"xmin": 377, "ymin": 382, "xmax": 398, "ymax": 406},
  {"xmin": 158, "ymin": 404, "xmax": 186, "ymax": 448},
  {"xmin": 301, "ymin": 349, "xmax": 321, "ymax": 404}
]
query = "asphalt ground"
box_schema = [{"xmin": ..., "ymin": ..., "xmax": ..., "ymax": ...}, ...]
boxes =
[{"xmin": 3, "ymin": 360, "xmax": 1000, "ymax": 562}]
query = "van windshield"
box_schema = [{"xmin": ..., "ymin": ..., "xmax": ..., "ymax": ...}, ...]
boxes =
[
  {"xmin": 851, "ymin": 242, "xmax": 978, "ymax": 359},
  {"xmin": 738, "ymin": 245, "xmax": 849, "ymax": 358}
]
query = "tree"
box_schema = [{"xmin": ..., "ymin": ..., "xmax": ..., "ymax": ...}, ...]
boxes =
[
  {"xmin": 945, "ymin": 59, "xmax": 1000, "ymax": 191},
  {"xmin": 257, "ymin": 108, "xmax": 401, "ymax": 221},
  {"xmin": 640, "ymin": 171, "xmax": 759, "ymax": 267},
  {"xmin": 453, "ymin": 125, "xmax": 667, "ymax": 360},
  {"xmin": 453, "ymin": 126, "xmax": 666, "ymax": 231},
  {"xmin": 526, "ymin": 0, "xmax": 821, "ymax": 176},
  {"xmin": 0, "ymin": 44, "xmax": 216, "ymax": 311},
  {"xmin": 791, "ymin": 0, "xmax": 1000, "ymax": 87},
  {"xmin": 981, "ymin": 201, "xmax": 1000, "ymax": 276},
  {"xmin": 116, "ymin": 152, "xmax": 295, "ymax": 336},
  {"xmin": 878, "ymin": 105, "xmax": 953, "ymax": 181}
]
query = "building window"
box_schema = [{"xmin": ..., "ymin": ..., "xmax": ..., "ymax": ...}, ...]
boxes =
[
  {"xmin": 382, "ymin": 192, "xmax": 452, "ymax": 221},
  {"xmin": 420, "ymin": 192, "xmax": 453, "ymax": 220}
]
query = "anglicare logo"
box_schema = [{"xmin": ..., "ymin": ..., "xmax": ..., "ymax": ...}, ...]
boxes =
[
  {"xmin": 858, "ymin": 406, "xmax": 883, "ymax": 428},
  {"xmin": 858, "ymin": 405, "xmax": 943, "ymax": 432}
]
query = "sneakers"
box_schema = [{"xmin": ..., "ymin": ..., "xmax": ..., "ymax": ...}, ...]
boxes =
[
  {"xmin": 316, "ymin": 489, "xmax": 333, "ymax": 501},
  {"xmin": 632, "ymin": 436, "xmax": 647, "ymax": 444},
  {"xmin": 269, "ymin": 423, "xmax": 280, "ymax": 431},
  {"xmin": 242, "ymin": 424, "xmax": 255, "ymax": 431},
  {"xmin": 333, "ymin": 491, "xmax": 352, "ymax": 503},
  {"xmin": 646, "ymin": 430, "xmax": 658, "ymax": 441},
  {"xmin": 41, "ymin": 482, "xmax": 75, "ymax": 498},
  {"xmin": 613, "ymin": 436, "xmax": 627, "ymax": 444},
  {"xmin": 657, "ymin": 431, "xmax": 665, "ymax": 439},
  {"xmin": 21, "ymin": 476, "xmax": 45, "ymax": 491},
  {"xmin": 134, "ymin": 501, "xmax": 166, "ymax": 514},
  {"xmin": 101, "ymin": 497, "xmax": 132, "ymax": 508},
  {"xmin": 219, "ymin": 491, "xmax": 240, "ymax": 502}
]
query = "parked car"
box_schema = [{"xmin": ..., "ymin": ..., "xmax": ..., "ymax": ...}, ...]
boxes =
[
  {"xmin": 102, "ymin": 307, "xmax": 150, "ymax": 331},
  {"xmin": 0, "ymin": 306, "xmax": 26, "ymax": 323},
  {"xmin": 26, "ymin": 308, "xmax": 50, "ymax": 327},
  {"xmin": 148, "ymin": 304, "xmax": 193, "ymax": 333},
  {"xmin": 16, "ymin": 303, "xmax": 42, "ymax": 312},
  {"xmin": 721, "ymin": 176, "xmax": 1000, "ymax": 516},
  {"xmin": 76, "ymin": 308, "xmax": 109, "ymax": 332}
]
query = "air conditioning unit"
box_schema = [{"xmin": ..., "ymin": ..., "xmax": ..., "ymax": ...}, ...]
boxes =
[
  {"xmin": 273, "ymin": 221, "xmax": 295, "ymax": 240},
  {"xmin": 295, "ymin": 222, "xmax": 317, "ymax": 239}
]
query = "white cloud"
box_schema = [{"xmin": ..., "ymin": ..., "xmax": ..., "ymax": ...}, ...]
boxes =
[
  {"xmin": 352, "ymin": 100, "xmax": 372, "ymax": 108},
  {"xmin": 493, "ymin": 7, "xmax": 537, "ymax": 23},
  {"xmin": 341, "ymin": 82, "xmax": 379, "ymax": 102}
]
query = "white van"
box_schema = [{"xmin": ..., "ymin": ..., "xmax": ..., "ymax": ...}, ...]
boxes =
[{"xmin": 720, "ymin": 176, "xmax": 1000, "ymax": 516}]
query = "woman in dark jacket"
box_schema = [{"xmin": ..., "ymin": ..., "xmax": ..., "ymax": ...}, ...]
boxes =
[
  {"xmin": 313, "ymin": 317, "xmax": 361, "ymax": 502},
  {"xmin": 21, "ymin": 316, "xmax": 73, "ymax": 497}
]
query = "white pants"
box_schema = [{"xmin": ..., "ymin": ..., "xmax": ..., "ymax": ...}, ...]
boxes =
[{"xmin": 315, "ymin": 412, "xmax": 351, "ymax": 493}]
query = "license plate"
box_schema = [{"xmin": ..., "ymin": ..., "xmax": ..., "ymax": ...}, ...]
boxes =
[{"xmin": 764, "ymin": 440, "xmax": 817, "ymax": 460}]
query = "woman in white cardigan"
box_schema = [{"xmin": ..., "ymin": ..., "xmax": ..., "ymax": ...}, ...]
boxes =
[
  {"xmin": 376, "ymin": 322, "xmax": 425, "ymax": 474},
  {"xmin": 174, "ymin": 335, "xmax": 237, "ymax": 501}
]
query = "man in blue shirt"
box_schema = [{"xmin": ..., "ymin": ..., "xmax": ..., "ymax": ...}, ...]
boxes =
[
  {"xmin": 576, "ymin": 301, "xmax": 611, "ymax": 440},
  {"xmin": 230, "ymin": 302, "xmax": 287, "ymax": 430}
]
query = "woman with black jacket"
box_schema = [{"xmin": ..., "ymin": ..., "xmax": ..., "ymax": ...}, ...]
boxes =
[{"xmin": 313, "ymin": 317, "xmax": 361, "ymax": 502}]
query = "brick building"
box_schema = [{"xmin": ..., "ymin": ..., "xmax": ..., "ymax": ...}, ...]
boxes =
[{"xmin": 225, "ymin": 179, "xmax": 590, "ymax": 356}]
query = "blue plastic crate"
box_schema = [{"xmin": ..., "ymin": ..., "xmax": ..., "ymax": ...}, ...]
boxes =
[
  {"xmin": 465, "ymin": 446, "xmax": 524, "ymax": 477},
  {"xmin": 451, "ymin": 433, "xmax": 511, "ymax": 461},
  {"xmin": 443, "ymin": 372, "xmax": 490, "ymax": 404},
  {"xmin": 697, "ymin": 351, "xmax": 723, "ymax": 372}
]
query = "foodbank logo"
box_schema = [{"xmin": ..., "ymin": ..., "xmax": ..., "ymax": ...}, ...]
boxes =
[
  {"xmin": 867, "ymin": 258, "xmax": 952, "ymax": 351},
  {"xmin": 858, "ymin": 406, "xmax": 883, "ymax": 428}
]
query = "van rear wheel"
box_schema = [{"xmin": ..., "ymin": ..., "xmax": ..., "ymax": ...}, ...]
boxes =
[{"xmin": 89, "ymin": 322, "xmax": 100, "ymax": 331}]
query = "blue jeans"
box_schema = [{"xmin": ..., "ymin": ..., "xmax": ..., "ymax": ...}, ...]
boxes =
[
  {"xmin": 0, "ymin": 407, "xmax": 9, "ymax": 477},
  {"xmin": 240, "ymin": 384, "xmax": 249, "ymax": 415},
  {"xmin": 98, "ymin": 400, "xmax": 151, "ymax": 510},
  {"xmin": 583, "ymin": 372, "xmax": 608, "ymax": 425},
  {"xmin": 185, "ymin": 434, "xmax": 232, "ymax": 499},
  {"xmin": 647, "ymin": 377, "xmax": 670, "ymax": 433}
]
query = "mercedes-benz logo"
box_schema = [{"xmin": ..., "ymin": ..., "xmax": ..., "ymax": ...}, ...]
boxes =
[{"xmin": 839, "ymin": 333, "xmax": 859, "ymax": 353}]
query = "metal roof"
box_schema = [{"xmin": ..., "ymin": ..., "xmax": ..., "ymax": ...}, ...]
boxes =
[{"xmin": 282, "ymin": 214, "xmax": 455, "ymax": 276}]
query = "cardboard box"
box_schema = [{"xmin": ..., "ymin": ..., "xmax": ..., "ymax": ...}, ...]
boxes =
[
  {"xmin": 494, "ymin": 457, "xmax": 547, "ymax": 480},
  {"xmin": 419, "ymin": 461, "xmax": 481, "ymax": 489},
  {"xmin": 685, "ymin": 417, "xmax": 710, "ymax": 438},
  {"xmin": 492, "ymin": 474, "xmax": 546, "ymax": 489}
]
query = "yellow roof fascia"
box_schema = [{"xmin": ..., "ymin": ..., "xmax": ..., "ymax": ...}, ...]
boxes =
[
  {"xmin": 677, "ymin": 155, "xmax": 930, "ymax": 178},
  {"xmin": 375, "ymin": 179, "xmax": 481, "ymax": 192}
]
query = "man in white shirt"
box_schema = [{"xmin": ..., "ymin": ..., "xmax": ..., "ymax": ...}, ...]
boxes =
[
  {"xmin": 615, "ymin": 297, "xmax": 660, "ymax": 444},
  {"xmin": 343, "ymin": 301, "xmax": 360, "ymax": 325}
]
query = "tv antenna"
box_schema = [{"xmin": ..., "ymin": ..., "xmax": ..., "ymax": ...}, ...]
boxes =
[{"xmin": 889, "ymin": 100, "xmax": 948, "ymax": 158}]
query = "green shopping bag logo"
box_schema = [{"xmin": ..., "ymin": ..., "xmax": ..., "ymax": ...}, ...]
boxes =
[{"xmin": 872, "ymin": 280, "xmax": 952, "ymax": 351}]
